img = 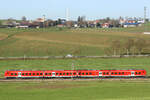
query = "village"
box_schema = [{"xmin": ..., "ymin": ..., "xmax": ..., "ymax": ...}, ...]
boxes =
[{"xmin": 0, "ymin": 16, "xmax": 148, "ymax": 29}]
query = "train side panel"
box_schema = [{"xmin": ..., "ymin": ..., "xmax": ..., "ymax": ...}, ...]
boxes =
[
  {"xmin": 5, "ymin": 71, "xmax": 44, "ymax": 78},
  {"xmin": 44, "ymin": 70, "xmax": 78, "ymax": 78},
  {"xmin": 5, "ymin": 71, "xmax": 18, "ymax": 78},
  {"xmin": 134, "ymin": 70, "xmax": 146, "ymax": 77},
  {"xmin": 78, "ymin": 70, "xmax": 99, "ymax": 77},
  {"xmin": 4, "ymin": 69, "xmax": 147, "ymax": 78}
]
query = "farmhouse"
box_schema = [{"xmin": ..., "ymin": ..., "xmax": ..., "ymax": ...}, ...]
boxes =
[
  {"xmin": 123, "ymin": 23, "xmax": 140, "ymax": 28},
  {"xmin": 36, "ymin": 18, "xmax": 45, "ymax": 23},
  {"xmin": 102, "ymin": 23, "xmax": 110, "ymax": 28},
  {"xmin": 16, "ymin": 25, "xmax": 28, "ymax": 28}
]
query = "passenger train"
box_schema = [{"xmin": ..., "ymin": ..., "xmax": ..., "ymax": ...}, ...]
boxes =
[{"xmin": 5, "ymin": 69, "xmax": 146, "ymax": 78}]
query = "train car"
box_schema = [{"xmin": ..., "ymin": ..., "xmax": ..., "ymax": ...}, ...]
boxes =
[
  {"xmin": 109, "ymin": 69, "xmax": 146, "ymax": 77},
  {"xmin": 134, "ymin": 69, "xmax": 146, "ymax": 77},
  {"xmin": 78, "ymin": 70, "xmax": 99, "ymax": 77},
  {"xmin": 44, "ymin": 70, "xmax": 77, "ymax": 78},
  {"xmin": 5, "ymin": 70, "xmax": 44, "ymax": 78},
  {"xmin": 77, "ymin": 69, "xmax": 146, "ymax": 78},
  {"xmin": 4, "ymin": 69, "xmax": 146, "ymax": 79},
  {"xmin": 5, "ymin": 70, "xmax": 19, "ymax": 78}
]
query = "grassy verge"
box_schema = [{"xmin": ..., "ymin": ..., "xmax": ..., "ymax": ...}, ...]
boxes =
[{"xmin": 0, "ymin": 80, "xmax": 150, "ymax": 100}]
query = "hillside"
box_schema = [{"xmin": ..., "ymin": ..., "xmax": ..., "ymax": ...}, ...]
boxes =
[{"xmin": 0, "ymin": 24, "xmax": 150, "ymax": 57}]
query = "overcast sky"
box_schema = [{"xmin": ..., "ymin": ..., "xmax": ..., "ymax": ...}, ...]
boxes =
[{"xmin": 0, "ymin": 0, "xmax": 150, "ymax": 20}]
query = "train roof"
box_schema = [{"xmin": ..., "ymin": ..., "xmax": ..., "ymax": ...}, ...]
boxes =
[{"xmin": 6, "ymin": 69, "xmax": 146, "ymax": 71}]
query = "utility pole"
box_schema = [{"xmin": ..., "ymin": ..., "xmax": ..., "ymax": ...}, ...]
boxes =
[
  {"xmin": 43, "ymin": 15, "xmax": 46, "ymax": 22},
  {"xmin": 144, "ymin": 6, "xmax": 147, "ymax": 23},
  {"xmin": 66, "ymin": 8, "xmax": 69, "ymax": 21},
  {"xmin": 43, "ymin": 15, "xmax": 46, "ymax": 28},
  {"xmin": 71, "ymin": 61, "xmax": 75, "ymax": 80}
]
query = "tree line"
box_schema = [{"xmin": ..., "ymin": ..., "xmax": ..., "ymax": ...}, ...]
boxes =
[{"xmin": 105, "ymin": 38, "xmax": 149, "ymax": 55}]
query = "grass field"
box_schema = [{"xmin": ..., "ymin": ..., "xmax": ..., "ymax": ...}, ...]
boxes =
[
  {"xmin": 1, "ymin": 80, "xmax": 150, "ymax": 100},
  {"xmin": 1, "ymin": 26, "xmax": 150, "ymax": 100},
  {"xmin": 0, "ymin": 57, "xmax": 150, "ymax": 77},
  {"xmin": 0, "ymin": 57, "xmax": 150, "ymax": 100},
  {"xmin": 0, "ymin": 23, "xmax": 150, "ymax": 57}
]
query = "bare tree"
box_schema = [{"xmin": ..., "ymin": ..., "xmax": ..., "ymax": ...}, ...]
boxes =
[
  {"xmin": 111, "ymin": 19, "xmax": 120, "ymax": 27},
  {"xmin": 66, "ymin": 21, "xmax": 74, "ymax": 27},
  {"xmin": 46, "ymin": 48, "xmax": 51, "ymax": 56},
  {"xmin": 77, "ymin": 16, "xmax": 87, "ymax": 28},
  {"xmin": 22, "ymin": 16, "xmax": 27, "ymax": 21},
  {"xmin": 111, "ymin": 40, "xmax": 122, "ymax": 55},
  {"xmin": 135, "ymin": 38, "xmax": 147, "ymax": 55},
  {"xmin": 124, "ymin": 39, "xmax": 134, "ymax": 55},
  {"xmin": 104, "ymin": 48, "xmax": 113, "ymax": 56}
]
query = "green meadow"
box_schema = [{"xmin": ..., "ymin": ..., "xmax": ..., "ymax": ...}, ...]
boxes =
[{"xmin": 1, "ymin": 80, "xmax": 150, "ymax": 100}]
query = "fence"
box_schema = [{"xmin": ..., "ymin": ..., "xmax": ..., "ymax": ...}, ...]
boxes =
[{"xmin": 0, "ymin": 55, "xmax": 150, "ymax": 60}]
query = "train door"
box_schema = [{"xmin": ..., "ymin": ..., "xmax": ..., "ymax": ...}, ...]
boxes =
[
  {"xmin": 52, "ymin": 72, "xmax": 55, "ymax": 77},
  {"xmin": 99, "ymin": 72, "xmax": 102, "ymax": 77},
  {"xmin": 131, "ymin": 72, "xmax": 135, "ymax": 77},
  {"xmin": 18, "ymin": 72, "xmax": 21, "ymax": 78}
]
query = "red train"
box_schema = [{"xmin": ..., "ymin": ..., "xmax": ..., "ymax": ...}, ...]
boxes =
[{"xmin": 5, "ymin": 69, "xmax": 146, "ymax": 78}]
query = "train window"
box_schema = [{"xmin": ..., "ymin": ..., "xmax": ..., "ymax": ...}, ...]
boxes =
[
  {"xmin": 63, "ymin": 73, "xmax": 65, "ymax": 75},
  {"xmin": 73, "ymin": 73, "xmax": 76, "ymax": 75},
  {"xmin": 89, "ymin": 72, "xmax": 92, "ymax": 75},
  {"xmin": 26, "ymin": 73, "xmax": 28, "ymax": 75},
  {"xmin": 79, "ymin": 73, "xmax": 81, "ymax": 75},
  {"xmin": 60, "ymin": 73, "xmax": 62, "ymax": 75},
  {"xmin": 37, "ymin": 73, "xmax": 39, "ymax": 75},
  {"xmin": 143, "ymin": 71, "xmax": 145, "ymax": 73},
  {"xmin": 45, "ymin": 73, "xmax": 48, "ymax": 75},
  {"xmin": 15, "ymin": 73, "xmax": 17, "ymax": 75},
  {"xmin": 70, "ymin": 73, "xmax": 72, "ymax": 75},
  {"xmin": 135, "ymin": 72, "xmax": 137, "ymax": 75},
  {"xmin": 82, "ymin": 73, "xmax": 84, "ymax": 75},
  {"xmin": 33, "ymin": 73, "xmax": 35, "ymax": 75},
  {"xmin": 122, "ymin": 72, "xmax": 124, "ymax": 74},
  {"xmin": 115, "ymin": 73, "xmax": 117, "ymax": 75},
  {"xmin": 111, "ymin": 72, "xmax": 114, "ymax": 74},
  {"xmin": 67, "ymin": 73, "xmax": 69, "ymax": 75},
  {"xmin": 22, "ymin": 73, "xmax": 24, "ymax": 75},
  {"xmin": 103, "ymin": 72, "xmax": 105, "ymax": 75},
  {"xmin": 56, "ymin": 73, "xmax": 58, "ymax": 75},
  {"xmin": 29, "ymin": 73, "xmax": 31, "ymax": 76},
  {"xmin": 11, "ymin": 73, "xmax": 13, "ymax": 75},
  {"xmin": 86, "ymin": 73, "xmax": 88, "ymax": 75},
  {"xmin": 49, "ymin": 73, "xmax": 51, "ymax": 75},
  {"xmin": 107, "ymin": 72, "xmax": 109, "ymax": 75},
  {"xmin": 40, "ymin": 73, "xmax": 42, "ymax": 75},
  {"xmin": 139, "ymin": 72, "xmax": 141, "ymax": 74},
  {"xmin": 119, "ymin": 72, "xmax": 121, "ymax": 75}
]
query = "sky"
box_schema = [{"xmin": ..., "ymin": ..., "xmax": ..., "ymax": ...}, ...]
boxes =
[{"xmin": 0, "ymin": 0, "xmax": 150, "ymax": 20}]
